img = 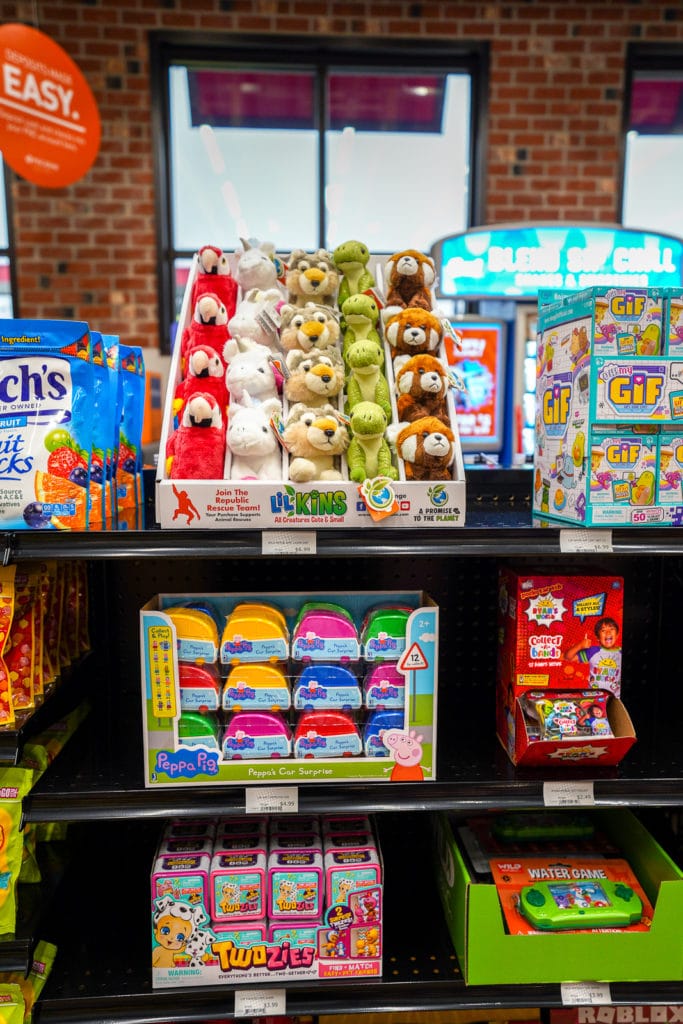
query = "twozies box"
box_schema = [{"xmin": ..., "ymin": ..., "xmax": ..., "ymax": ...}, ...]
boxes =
[{"xmin": 496, "ymin": 570, "xmax": 636, "ymax": 767}]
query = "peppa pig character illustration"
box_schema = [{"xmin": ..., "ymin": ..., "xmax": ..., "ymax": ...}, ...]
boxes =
[{"xmin": 382, "ymin": 728, "xmax": 424, "ymax": 781}]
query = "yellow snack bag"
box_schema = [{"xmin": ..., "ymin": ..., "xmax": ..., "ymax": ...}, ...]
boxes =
[
  {"xmin": 6, "ymin": 940, "xmax": 57, "ymax": 1021},
  {"xmin": 0, "ymin": 984, "xmax": 24, "ymax": 1024},
  {"xmin": 0, "ymin": 566, "xmax": 16, "ymax": 727},
  {"xmin": 0, "ymin": 766, "xmax": 35, "ymax": 934},
  {"xmin": 6, "ymin": 565, "xmax": 40, "ymax": 713}
]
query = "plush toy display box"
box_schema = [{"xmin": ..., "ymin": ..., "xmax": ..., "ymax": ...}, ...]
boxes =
[
  {"xmin": 151, "ymin": 814, "xmax": 384, "ymax": 988},
  {"xmin": 533, "ymin": 285, "xmax": 683, "ymax": 527},
  {"xmin": 496, "ymin": 569, "xmax": 636, "ymax": 767},
  {"xmin": 434, "ymin": 808, "xmax": 683, "ymax": 984},
  {"xmin": 140, "ymin": 590, "xmax": 438, "ymax": 787},
  {"xmin": 155, "ymin": 250, "xmax": 466, "ymax": 529}
]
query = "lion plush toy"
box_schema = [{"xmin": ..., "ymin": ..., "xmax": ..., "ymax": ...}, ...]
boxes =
[
  {"xmin": 395, "ymin": 353, "xmax": 451, "ymax": 426},
  {"xmin": 382, "ymin": 249, "xmax": 436, "ymax": 322},
  {"xmin": 279, "ymin": 303, "xmax": 341, "ymax": 354},
  {"xmin": 286, "ymin": 249, "xmax": 340, "ymax": 308},
  {"xmin": 384, "ymin": 308, "xmax": 443, "ymax": 371},
  {"xmin": 284, "ymin": 348, "xmax": 345, "ymax": 407},
  {"xmin": 283, "ymin": 403, "xmax": 350, "ymax": 482},
  {"xmin": 395, "ymin": 416, "xmax": 456, "ymax": 481}
]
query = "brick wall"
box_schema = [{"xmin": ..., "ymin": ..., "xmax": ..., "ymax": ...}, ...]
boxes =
[{"xmin": 3, "ymin": 0, "xmax": 683, "ymax": 348}]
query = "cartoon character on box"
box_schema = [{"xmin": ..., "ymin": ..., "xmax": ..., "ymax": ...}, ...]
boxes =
[
  {"xmin": 565, "ymin": 616, "xmax": 622, "ymax": 693},
  {"xmin": 383, "ymin": 728, "xmax": 424, "ymax": 781},
  {"xmin": 152, "ymin": 895, "xmax": 212, "ymax": 969}
]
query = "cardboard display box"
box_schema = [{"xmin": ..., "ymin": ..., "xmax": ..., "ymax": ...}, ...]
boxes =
[
  {"xmin": 434, "ymin": 809, "xmax": 683, "ymax": 985},
  {"xmin": 496, "ymin": 569, "xmax": 636, "ymax": 767},
  {"xmin": 155, "ymin": 249, "xmax": 466, "ymax": 529},
  {"xmin": 152, "ymin": 814, "xmax": 383, "ymax": 988},
  {"xmin": 141, "ymin": 590, "xmax": 438, "ymax": 787},
  {"xmin": 533, "ymin": 285, "xmax": 683, "ymax": 527}
]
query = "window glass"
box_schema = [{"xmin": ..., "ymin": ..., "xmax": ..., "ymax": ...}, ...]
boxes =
[
  {"xmin": 325, "ymin": 72, "xmax": 470, "ymax": 252},
  {"xmin": 622, "ymin": 66, "xmax": 683, "ymax": 236},
  {"xmin": 170, "ymin": 66, "xmax": 318, "ymax": 251},
  {"xmin": 0, "ymin": 159, "xmax": 7, "ymax": 249},
  {"xmin": 156, "ymin": 37, "xmax": 482, "ymax": 350}
]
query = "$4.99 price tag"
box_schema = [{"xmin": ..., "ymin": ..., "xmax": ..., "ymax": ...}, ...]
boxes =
[{"xmin": 245, "ymin": 786, "xmax": 299, "ymax": 814}]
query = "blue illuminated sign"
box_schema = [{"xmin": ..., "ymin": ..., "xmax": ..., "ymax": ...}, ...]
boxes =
[{"xmin": 432, "ymin": 224, "xmax": 683, "ymax": 300}]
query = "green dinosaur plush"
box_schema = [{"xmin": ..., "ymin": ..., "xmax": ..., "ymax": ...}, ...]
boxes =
[
  {"xmin": 341, "ymin": 293, "xmax": 381, "ymax": 360},
  {"xmin": 346, "ymin": 400, "xmax": 398, "ymax": 483},
  {"xmin": 333, "ymin": 240, "xmax": 376, "ymax": 307},
  {"xmin": 345, "ymin": 338, "xmax": 392, "ymax": 420}
]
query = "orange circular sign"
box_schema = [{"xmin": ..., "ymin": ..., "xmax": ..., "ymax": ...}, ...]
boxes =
[{"xmin": 0, "ymin": 23, "xmax": 101, "ymax": 188}]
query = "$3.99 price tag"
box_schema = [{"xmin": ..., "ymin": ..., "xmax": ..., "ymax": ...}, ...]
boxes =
[{"xmin": 234, "ymin": 987, "xmax": 286, "ymax": 1018}]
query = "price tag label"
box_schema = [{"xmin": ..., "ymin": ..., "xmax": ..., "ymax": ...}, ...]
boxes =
[
  {"xmin": 234, "ymin": 987, "xmax": 287, "ymax": 1018},
  {"xmin": 543, "ymin": 781, "xmax": 595, "ymax": 807},
  {"xmin": 262, "ymin": 530, "xmax": 316, "ymax": 556},
  {"xmin": 560, "ymin": 982, "xmax": 611, "ymax": 1006},
  {"xmin": 245, "ymin": 786, "xmax": 299, "ymax": 814},
  {"xmin": 560, "ymin": 529, "xmax": 613, "ymax": 554}
]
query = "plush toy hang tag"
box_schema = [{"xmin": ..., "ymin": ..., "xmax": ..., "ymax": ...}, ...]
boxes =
[
  {"xmin": 257, "ymin": 305, "xmax": 281, "ymax": 336},
  {"xmin": 269, "ymin": 353, "xmax": 289, "ymax": 381},
  {"xmin": 448, "ymin": 369, "xmax": 468, "ymax": 393},
  {"xmin": 363, "ymin": 287, "xmax": 385, "ymax": 310},
  {"xmin": 270, "ymin": 410, "xmax": 289, "ymax": 450},
  {"xmin": 440, "ymin": 318, "xmax": 463, "ymax": 351},
  {"xmin": 357, "ymin": 476, "xmax": 399, "ymax": 522}
]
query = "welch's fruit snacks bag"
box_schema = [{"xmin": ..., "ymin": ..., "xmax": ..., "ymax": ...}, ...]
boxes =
[
  {"xmin": 117, "ymin": 343, "xmax": 145, "ymax": 511},
  {"xmin": 0, "ymin": 320, "xmax": 94, "ymax": 530}
]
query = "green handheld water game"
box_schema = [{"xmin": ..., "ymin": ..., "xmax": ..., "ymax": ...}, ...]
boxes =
[
  {"xmin": 519, "ymin": 879, "xmax": 642, "ymax": 930},
  {"xmin": 492, "ymin": 811, "xmax": 595, "ymax": 843}
]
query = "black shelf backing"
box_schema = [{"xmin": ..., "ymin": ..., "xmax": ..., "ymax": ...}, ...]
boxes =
[{"xmin": 29, "ymin": 815, "xmax": 683, "ymax": 1024}]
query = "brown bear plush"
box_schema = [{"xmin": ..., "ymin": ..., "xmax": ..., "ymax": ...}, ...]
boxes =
[
  {"xmin": 384, "ymin": 308, "xmax": 443, "ymax": 370},
  {"xmin": 395, "ymin": 353, "xmax": 451, "ymax": 426},
  {"xmin": 382, "ymin": 249, "xmax": 436, "ymax": 321},
  {"xmin": 395, "ymin": 416, "xmax": 456, "ymax": 481}
]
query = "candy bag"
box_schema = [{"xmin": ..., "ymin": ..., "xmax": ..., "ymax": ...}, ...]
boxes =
[
  {"xmin": 0, "ymin": 984, "xmax": 24, "ymax": 1024},
  {"xmin": 0, "ymin": 320, "xmax": 95, "ymax": 530},
  {"xmin": 0, "ymin": 766, "xmax": 35, "ymax": 935},
  {"xmin": 117, "ymin": 343, "xmax": 145, "ymax": 511},
  {"xmin": 0, "ymin": 566, "xmax": 16, "ymax": 727}
]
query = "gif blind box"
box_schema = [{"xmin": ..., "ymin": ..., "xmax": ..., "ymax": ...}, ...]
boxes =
[
  {"xmin": 533, "ymin": 286, "xmax": 683, "ymax": 527},
  {"xmin": 496, "ymin": 569, "xmax": 636, "ymax": 767},
  {"xmin": 140, "ymin": 590, "xmax": 438, "ymax": 787}
]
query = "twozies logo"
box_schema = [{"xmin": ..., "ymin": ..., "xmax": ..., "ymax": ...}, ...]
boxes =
[{"xmin": 0, "ymin": 23, "xmax": 101, "ymax": 187}]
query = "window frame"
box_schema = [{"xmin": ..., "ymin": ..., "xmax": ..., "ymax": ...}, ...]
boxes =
[
  {"xmin": 0, "ymin": 159, "xmax": 18, "ymax": 318},
  {"xmin": 620, "ymin": 42, "xmax": 683, "ymax": 224},
  {"xmin": 149, "ymin": 30, "xmax": 489, "ymax": 353}
]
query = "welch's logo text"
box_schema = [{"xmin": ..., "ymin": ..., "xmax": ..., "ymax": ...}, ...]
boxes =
[{"xmin": 0, "ymin": 359, "xmax": 71, "ymax": 416}]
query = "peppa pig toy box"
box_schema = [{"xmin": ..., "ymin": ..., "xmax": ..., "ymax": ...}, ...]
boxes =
[
  {"xmin": 496, "ymin": 569, "xmax": 636, "ymax": 767},
  {"xmin": 140, "ymin": 590, "xmax": 438, "ymax": 787}
]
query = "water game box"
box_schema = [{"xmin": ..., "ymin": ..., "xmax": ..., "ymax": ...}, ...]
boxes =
[{"xmin": 140, "ymin": 590, "xmax": 439, "ymax": 787}]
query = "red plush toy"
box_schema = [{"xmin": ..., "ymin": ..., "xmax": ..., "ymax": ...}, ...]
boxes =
[
  {"xmin": 180, "ymin": 292, "xmax": 231, "ymax": 371},
  {"xmin": 165, "ymin": 392, "xmax": 227, "ymax": 480},
  {"xmin": 190, "ymin": 244, "xmax": 239, "ymax": 319},
  {"xmin": 174, "ymin": 344, "xmax": 229, "ymax": 421}
]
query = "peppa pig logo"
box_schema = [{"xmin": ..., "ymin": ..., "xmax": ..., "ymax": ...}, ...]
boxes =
[
  {"xmin": 224, "ymin": 639, "xmax": 254, "ymax": 654},
  {"xmin": 367, "ymin": 634, "xmax": 398, "ymax": 652},
  {"xmin": 155, "ymin": 748, "xmax": 220, "ymax": 778},
  {"xmin": 225, "ymin": 685, "xmax": 255, "ymax": 700},
  {"xmin": 298, "ymin": 733, "xmax": 326, "ymax": 750},
  {"xmin": 294, "ymin": 636, "xmax": 325, "ymax": 652},
  {"xmin": 298, "ymin": 685, "xmax": 327, "ymax": 701},
  {"xmin": 224, "ymin": 734, "xmax": 256, "ymax": 750}
]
